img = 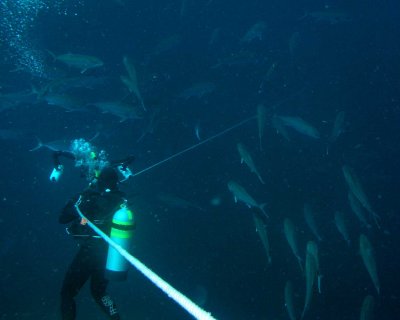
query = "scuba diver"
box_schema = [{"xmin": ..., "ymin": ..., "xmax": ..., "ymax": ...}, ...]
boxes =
[{"xmin": 53, "ymin": 139, "xmax": 135, "ymax": 320}]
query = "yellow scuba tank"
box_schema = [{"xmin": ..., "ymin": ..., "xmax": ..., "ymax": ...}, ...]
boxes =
[{"xmin": 105, "ymin": 203, "xmax": 135, "ymax": 281}]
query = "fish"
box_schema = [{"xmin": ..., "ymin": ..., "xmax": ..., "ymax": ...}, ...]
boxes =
[
  {"xmin": 271, "ymin": 115, "xmax": 291, "ymax": 141},
  {"xmin": 300, "ymin": 10, "xmax": 351, "ymax": 24},
  {"xmin": 252, "ymin": 213, "xmax": 271, "ymax": 264},
  {"xmin": 39, "ymin": 75, "xmax": 110, "ymax": 94},
  {"xmin": 334, "ymin": 211, "xmax": 351, "ymax": 246},
  {"xmin": 121, "ymin": 56, "xmax": 146, "ymax": 111},
  {"xmin": 306, "ymin": 241, "xmax": 322, "ymax": 294},
  {"xmin": 240, "ymin": 21, "xmax": 266, "ymax": 43},
  {"xmin": 227, "ymin": 180, "xmax": 268, "ymax": 218},
  {"xmin": 137, "ymin": 109, "xmax": 160, "ymax": 142},
  {"xmin": 304, "ymin": 204, "xmax": 323, "ymax": 241},
  {"xmin": 29, "ymin": 132, "xmax": 99, "ymax": 152},
  {"xmin": 157, "ymin": 193, "xmax": 204, "ymax": 212},
  {"xmin": 284, "ymin": 281, "xmax": 297, "ymax": 320},
  {"xmin": 237, "ymin": 143, "xmax": 265, "ymax": 184},
  {"xmin": 329, "ymin": 111, "xmax": 346, "ymax": 143},
  {"xmin": 301, "ymin": 250, "xmax": 317, "ymax": 319},
  {"xmin": 257, "ymin": 104, "xmax": 267, "ymax": 151},
  {"xmin": 194, "ymin": 123, "xmax": 201, "ymax": 141},
  {"xmin": 152, "ymin": 34, "xmax": 182, "ymax": 56},
  {"xmin": 91, "ymin": 101, "xmax": 143, "ymax": 122},
  {"xmin": 178, "ymin": 82, "xmax": 216, "ymax": 100},
  {"xmin": 359, "ymin": 234, "xmax": 380, "ymax": 294},
  {"xmin": 283, "ymin": 218, "xmax": 303, "ymax": 272},
  {"xmin": 211, "ymin": 51, "xmax": 263, "ymax": 69},
  {"xmin": 51, "ymin": 52, "xmax": 104, "ymax": 73},
  {"xmin": 348, "ymin": 191, "xmax": 371, "ymax": 229},
  {"xmin": 360, "ymin": 295, "xmax": 374, "ymax": 320},
  {"xmin": 29, "ymin": 138, "xmax": 72, "ymax": 152},
  {"xmin": 342, "ymin": 165, "xmax": 380, "ymax": 228},
  {"xmin": 259, "ymin": 62, "xmax": 278, "ymax": 92},
  {"xmin": 277, "ymin": 116, "xmax": 320, "ymax": 139},
  {"xmin": 0, "ymin": 90, "xmax": 37, "ymax": 112},
  {"xmin": 40, "ymin": 92, "xmax": 86, "ymax": 112}
]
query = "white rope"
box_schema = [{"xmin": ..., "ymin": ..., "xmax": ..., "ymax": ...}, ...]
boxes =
[{"xmin": 75, "ymin": 198, "xmax": 218, "ymax": 320}]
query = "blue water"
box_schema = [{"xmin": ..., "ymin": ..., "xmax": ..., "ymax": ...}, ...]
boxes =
[{"xmin": 1, "ymin": 0, "xmax": 399, "ymax": 319}]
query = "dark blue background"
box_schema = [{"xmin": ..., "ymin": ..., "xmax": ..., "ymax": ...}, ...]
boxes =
[{"xmin": 1, "ymin": 0, "xmax": 399, "ymax": 319}]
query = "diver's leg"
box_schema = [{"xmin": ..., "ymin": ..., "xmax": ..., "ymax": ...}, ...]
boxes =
[
  {"xmin": 91, "ymin": 270, "xmax": 120, "ymax": 320},
  {"xmin": 60, "ymin": 247, "xmax": 91, "ymax": 320}
]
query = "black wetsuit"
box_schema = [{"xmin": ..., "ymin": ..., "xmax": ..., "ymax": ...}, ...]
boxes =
[{"xmin": 59, "ymin": 187, "xmax": 126, "ymax": 320}]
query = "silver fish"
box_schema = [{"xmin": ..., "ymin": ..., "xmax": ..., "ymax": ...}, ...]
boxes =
[
  {"xmin": 348, "ymin": 191, "xmax": 371, "ymax": 229},
  {"xmin": 227, "ymin": 180, "xmax": 268, "ymax": 218},
  {"xmin": 284, "ymin": 281, "xmax": 297, "ymax": 320},
  {"xmin": 91, "ymin": 101, "xmax": 142, "ymax": 122},
  {"xmin": 304, "ymin": 204, "xmax": 323, "ymax": 241},
  {"xmin": 283, "ymin": 218, "xmax": 303, "ymax": 272},
  {"xmin": 121, "ymin": 56, "xmax": 146, "ymax": 111},
  {"xmin": 157, "ymin": 193, "xmax": 204, "ymax": 212},
  {"xmin": 301, "ymin": 250, "xmax": 317, "ymax": 319},
  {"xmin": 178, "ymin": 82, "xmax": 216, "ymax": 100},
  {"xmin": 329, "ymin": 111, "xmax": 345, "ymax": 143},
  {"xmin": 301, "ymin": 10, "xmax": 351, "ymax": 24},
  {"xmin": 334, "ymin": 211, "xmax": 351, "ymax": 246},
  {"xmin": 30, "ymin": 138, "xmax": 71, "ymax": 152},
  {"xmin": 342, "ymin": 165, "xmax": 380, "ymax": 228},
  {"xmin": 271, "ymin": 115, "xmax": 291, "ymax": 141},
  {"xmin": 257, "ymin": 104, "xmax": 267, "ymax": 151},
  {"xmin": 277, "ymin": 116, "xmax": 320, "ymax": 139},
  {"xmin": 360, "ymin": 234, "xmax": 380, "ymax": 294},
  {"xmin": 360, "ymin": 295, "xmax": 374, "ymax": 320},
  {"xmin": 237, "ymin": 143, "xmax": 265, "ymax": 184},
  {"xmin": 253, "ymin": 213, "xmax": 271, "ymax": 264},
  {"xmin": 52, "ymin": 53, "xmax": 104, "ymax": 73},
  {"xmin": 240, "ymin": 21, "xmax": 266, "ymax": 43},
  {"xmin": 41, "ymin": 93, "xmax": 86, "ymax": 112},
  {"xmin": 306, "ymin": 241, "xmax": 322, "ymax": 294}
]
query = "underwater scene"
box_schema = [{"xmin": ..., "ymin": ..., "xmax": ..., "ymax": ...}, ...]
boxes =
[{"xmin": 1, "ymin": 0, "xmax": 399, "ymax": 319}]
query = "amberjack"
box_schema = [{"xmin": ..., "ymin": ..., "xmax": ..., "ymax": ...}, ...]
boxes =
[
  {"xmin": 343, "ymin": 165, "xmax": 380, "ymax": 228},
  {"xmin": 253, "ymin": 213, "xmax": 271, "ymax": 264},
  {"xmin": 360, "ymin": 234, "xmax": 380, "ymax": 294},
  {"xmin": 227, "ymin": 180, "xmax": 268, "ymax": 218},
  {"xmin": 237, "ymin": 143, "xmax": 265, "ymax": 184}
]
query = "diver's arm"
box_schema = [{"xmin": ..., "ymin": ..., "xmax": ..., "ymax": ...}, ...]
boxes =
[
  {"xmin": 53, "ymin": 151, "xmax": 75, "ymax": 167},
  {"xmin": 59, "ymin": 197, "xmax": 80, "ymax": 224},
  {"xmin": 109, "ymin": 155, "xmax": 135, "ymax": 168}
]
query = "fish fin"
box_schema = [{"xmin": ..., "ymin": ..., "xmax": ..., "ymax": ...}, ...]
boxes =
[
  {"xmin": 234, "ymin": 196, "xmax": 237, "ymax": 203},
  {"xmin": 80, "ymin": 68, "xmax": 87, "ymax": 74},
  {"xmin": 240, "ymin": 158, "xmax": 244, "ymax": 164},
  {"xmin": 29, "ymin": 137, "xmax": 42, "ymax": 152}
]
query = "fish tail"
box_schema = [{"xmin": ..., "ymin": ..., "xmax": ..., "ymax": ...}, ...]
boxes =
[
  {"xmin": 29, "ymin": 137, "xmax": 42, "ymax": 152},
  {"xmin": 371, "ymin": 211, "xmax": 382, "ymax": 229},
  {"xmin": 89, "ymin": 132, "xmax": 100, "ymax": 142},
  {"xmin": 46, "ymin": 50, "xmax": 56, "ymax": 61},
  {"xmin": 297, "ymin": 256, "xmax": 304, "ymax": 273},
  {"xmin": 259, "ymin": 203, "xmax": 269, "ymax": 219},
  {"xmin": 258, "ymin": 173, "xmax": 266, "ymax": 184}
]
